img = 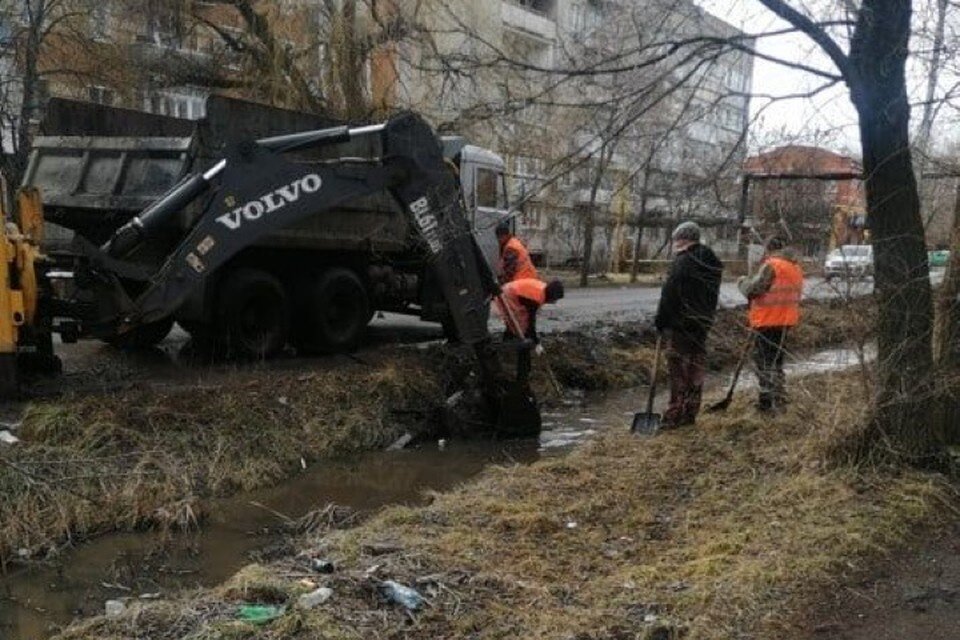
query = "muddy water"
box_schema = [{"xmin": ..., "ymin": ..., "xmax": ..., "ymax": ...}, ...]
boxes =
[
  {"xmin": 0, "ymin": 411, "xmax": 613, "ymax": 640},
  {"xmin": 0, "ymin": 345, "xmax": 866, "ymax": 640}
]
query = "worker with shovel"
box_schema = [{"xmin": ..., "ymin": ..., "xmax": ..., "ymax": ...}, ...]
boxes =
[
  {"xmin": 493, "ymin": 278, "xmax": 565, "ymax": 385},
  {"xmin": 738, "ymin": 236, "xmax": 804, "ymax": 413},
  {"xmin": 653, "ymin": 221, "xmax": 724, "ymax": 429}
]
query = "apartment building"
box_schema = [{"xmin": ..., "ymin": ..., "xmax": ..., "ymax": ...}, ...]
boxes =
[
  {"xmin": 0, "ymin": 0, "xmax": 751, "ymax": 268},
  {"xmin": 0, "ymin": 0, "xmax": 325, "ymax": 146},
  {"xmin": 394, "ymin": 0, "xmax": 753, "ymax": 265}
]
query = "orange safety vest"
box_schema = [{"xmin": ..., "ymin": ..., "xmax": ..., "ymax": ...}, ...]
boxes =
[
  {"xmin": 500, "ymin": 236, "xmax": 539, "ymax": 282},
  {"xmin": 494, "ymin": 278, "xmax": 546, "ymax": 336},
  {"xmin": 749, "ymin": 256, "xmax": 804, "ymax": 328}
]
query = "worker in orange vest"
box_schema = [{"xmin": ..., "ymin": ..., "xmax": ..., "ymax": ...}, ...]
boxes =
[
  {"xmin": 493, "ymin": 277, "xmax": 564, "ymax": 383},
  {"xmin": 495, "ymin": 220, "xmax": 539, "ymax": 284},
  {"xmin": 738, "ymin": 236, "xmax": 804, "ymax": 413}
]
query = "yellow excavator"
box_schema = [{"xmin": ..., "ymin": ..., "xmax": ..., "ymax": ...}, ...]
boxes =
[{"xmin": 0, "ymin": 186, "xmax": 47, "ymax": 396}]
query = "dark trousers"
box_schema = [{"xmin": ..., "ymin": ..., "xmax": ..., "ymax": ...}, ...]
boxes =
[
  {"xmin": 504, "ymin": 324, "xmax": 535, "ymax": 385},
  {"xmin": 664, "ymin": 335, "xmax": 706, "ymax": 426},
  {"xmin": 753, "ymin": 326, "xmax": 789, "ymax": 410}
]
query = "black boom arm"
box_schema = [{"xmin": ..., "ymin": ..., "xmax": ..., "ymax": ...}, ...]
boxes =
[{"xmin": 103, "ymin": 113, "xmax": 498, "ymax": 347}]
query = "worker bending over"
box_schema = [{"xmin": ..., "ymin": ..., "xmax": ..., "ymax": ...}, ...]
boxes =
[{"xmin": 494, "ymin": 278, "xmax": 565, "ymax": 384}]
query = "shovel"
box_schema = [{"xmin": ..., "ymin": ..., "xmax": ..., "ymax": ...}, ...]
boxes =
[
  {"xmin": 706, "ymin": 335, "xmax": 753, "ymax": 413},
  {"xmin": 631, "ymin": 334, "xmax": 663, "ymax": 434}
]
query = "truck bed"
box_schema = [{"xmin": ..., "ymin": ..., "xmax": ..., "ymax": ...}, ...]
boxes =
[{"xmin": 26, "ymin": 97, "xmax": 412, "ymax": 255}]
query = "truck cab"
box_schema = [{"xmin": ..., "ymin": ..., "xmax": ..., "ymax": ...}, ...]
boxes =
[{"xmin": 444, "ymin": 139, "xmax": 511, "ymax": 268}]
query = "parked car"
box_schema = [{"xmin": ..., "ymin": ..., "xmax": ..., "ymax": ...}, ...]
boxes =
[
  {"xmin": 929, "ymin": 249, "xmax": 950, "ymax": 268},
  {"xmin": 824, "ymin": 245, "xmax": 873, "ymax": 281}
]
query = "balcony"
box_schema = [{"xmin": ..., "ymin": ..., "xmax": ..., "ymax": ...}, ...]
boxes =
[
  {"xmin": 570, "ymin": 188, "xmax": 613, "ymax": 206},
  {"xmin": 501, "ymin": 0, "xmax": 557, "ymax": 42}
]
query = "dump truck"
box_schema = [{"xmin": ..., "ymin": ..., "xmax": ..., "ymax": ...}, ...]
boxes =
[{"xmin": 1, "ymin": 98, "xmax": 537, "ymax": 433}]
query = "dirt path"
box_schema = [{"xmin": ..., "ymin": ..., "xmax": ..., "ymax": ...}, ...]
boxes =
[{"xmin": 797, "ymin": 523, "xmax": 960, "ymax": 640}]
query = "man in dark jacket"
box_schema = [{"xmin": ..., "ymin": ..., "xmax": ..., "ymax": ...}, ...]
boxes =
[{"xmin": 654, "ymin": 221, "xmax": 724, "ymax": 428}]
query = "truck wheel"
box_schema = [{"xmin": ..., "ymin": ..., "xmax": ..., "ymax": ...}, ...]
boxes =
[
  {"xmin": 105, "ymin": 318, "xmax": 174, "ymax": 350},
  {"xmin": 297, "ymin": 268, "xmax": 370, "ymax": 354},
  {"xmin": 218, "ymin": 268, "xmax": 289, "ymax": 359}
]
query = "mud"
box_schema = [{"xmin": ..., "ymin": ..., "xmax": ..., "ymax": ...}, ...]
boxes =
[{"xmin": 795, "ymin": 523, "xmax": 960, "ymax": 640}]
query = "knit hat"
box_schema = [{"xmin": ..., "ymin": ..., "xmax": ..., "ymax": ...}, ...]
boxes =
[
  {"xmin": 671, "ymin": 221, "xmax": 701, "ymax": 242},
  {"xmin": 766, "ymin": 236, "xmax": 785, "ymax": 251},
  {"xmin": 545, "ymin": 279, "xmax": 565, "ymax": 303}
]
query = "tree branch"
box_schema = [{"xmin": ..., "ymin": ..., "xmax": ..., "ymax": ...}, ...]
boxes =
[{"xmin": 756, "ymin": 0, "xmax": 853, "ymax": 81}]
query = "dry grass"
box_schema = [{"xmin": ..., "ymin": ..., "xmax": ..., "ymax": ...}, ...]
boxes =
[
  {"xmin": 0, "ymin": 356, "xmax": 440, "ymax": 563},
  {"xmin": 53, "ymin": 369, "xmax": 957, "ymax": 640},
  {"xmin": 0, "ymin": 297, "xmax": 873, "ymax": 566}
]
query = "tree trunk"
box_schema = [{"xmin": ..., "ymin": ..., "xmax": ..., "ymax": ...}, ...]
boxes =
[
  {"xmin": 630, "ymin": 172, "xmax": 650, "ymax": 283},
  {"xmin": 933, "ymin": 180, "xmax": 960, "ymax": 444},
  {"xmin": 579, "ymin": 203, "xmax": 596, "ymax": 287},
  {"xmin": 849, "ymin": 0, "xmax": 941, "ymax": 461},
  {"xmin": 8, "ymin": 5, "xmax": 44, "ymax": 191}
]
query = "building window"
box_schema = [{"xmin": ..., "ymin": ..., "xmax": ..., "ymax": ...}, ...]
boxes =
[
  {"xmin": 88, "ymin": 85, "xmax": 115, "ymax": 105},
  {"xmin": 90, "ymin": 5, "xmax": 110, "ymax": 41},
  {"xmin": 143, "ymin": 89, "xmax": 207, "ymax": 120}
]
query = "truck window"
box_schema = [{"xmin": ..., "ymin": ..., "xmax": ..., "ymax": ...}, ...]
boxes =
[{"xmin": 476, "ymin": 167, "xmax": 506, "ymax": 209}]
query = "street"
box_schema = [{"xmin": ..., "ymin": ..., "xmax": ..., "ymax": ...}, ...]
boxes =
[
  {"xmin": 372, "ymin": 275, "xmax": 877, "ymax": 336},
  {"xmin": 50, "ymin": 271, "xmax": 925, "ymax": 387}
]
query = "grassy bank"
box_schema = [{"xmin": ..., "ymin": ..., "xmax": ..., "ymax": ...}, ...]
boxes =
[
  {"xmin": 53, "ymin": 370, "xmax": 956, "ymax": 640},
  {"xmin": 0, "ymin": 297, "xmax": 872, "ymax": 565}
]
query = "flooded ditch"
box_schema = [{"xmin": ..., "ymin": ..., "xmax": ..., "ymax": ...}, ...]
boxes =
[{"xmin": 0, "ymin": 344, "xmax": 871, "ymax": 640}]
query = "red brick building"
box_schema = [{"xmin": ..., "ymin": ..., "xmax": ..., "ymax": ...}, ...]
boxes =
[{"xmin": 743, "ymin": 145, "xmax": 866, "ymax": 255}]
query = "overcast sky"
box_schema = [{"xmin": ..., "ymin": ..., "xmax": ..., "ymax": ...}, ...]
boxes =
[{"xmin": 696, "ymin": 1, "xmax": 864, "ymax": 156}]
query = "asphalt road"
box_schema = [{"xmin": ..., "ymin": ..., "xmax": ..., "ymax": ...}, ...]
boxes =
[
  {"xmin": 48, "ymin": 275, "xmax": 888, "ymax": 385},
  {"xmin": 371, "ymin": 275, "xmax": 875, "ymax": 336}
]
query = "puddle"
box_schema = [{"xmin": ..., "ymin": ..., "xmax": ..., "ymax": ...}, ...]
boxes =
[{"xmin": 0, "ymin": 442, "xmax": 537, "ymax": 640}]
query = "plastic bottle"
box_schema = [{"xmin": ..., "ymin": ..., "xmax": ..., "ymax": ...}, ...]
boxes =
[{"xmin": 379, "ymin": 580, "xmax": 425, "ymax": 611}]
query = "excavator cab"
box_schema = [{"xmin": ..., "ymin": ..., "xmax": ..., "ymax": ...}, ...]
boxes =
[{"xmin": 0, "ymin": 179, "xmax": 60, "ymax": 396}]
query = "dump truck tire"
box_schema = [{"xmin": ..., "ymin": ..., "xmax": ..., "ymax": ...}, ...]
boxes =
[
  {"xmin": 296, "ymin": 268, "xmax": 369, "ymax": 354},
  {"xmin": 218, "ymin": 268, "xmax": 290, "ymax": 359},
  {"xmin": 105, "ymin": 317, "xmax": 174, "ymax": 350}
]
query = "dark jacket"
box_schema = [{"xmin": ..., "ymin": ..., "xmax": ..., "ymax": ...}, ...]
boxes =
[{"xmin": 654, "ymin": 243, "xmax": 724, "ymax": 349}]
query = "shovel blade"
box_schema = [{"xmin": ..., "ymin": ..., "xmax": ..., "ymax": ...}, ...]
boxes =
[
  {"xmin": 705, "ymin": 398, "xmax": 732, "ymax": 413},
  {"xmin": 631, "ymin": 412, "xmax": 661, "ymax": 435}
]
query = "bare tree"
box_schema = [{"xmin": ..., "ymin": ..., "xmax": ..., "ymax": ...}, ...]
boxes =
[{"xmin": 757, "ymin": 0, "xmax": 942, "ymax": 461}]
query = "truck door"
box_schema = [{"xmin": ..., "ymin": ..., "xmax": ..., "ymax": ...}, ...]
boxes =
[{"xmin": 469, "ymin": 163, "xmax": 510, "ymax": 269}]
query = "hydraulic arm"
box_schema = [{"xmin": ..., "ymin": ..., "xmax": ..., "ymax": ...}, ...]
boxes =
[{"xmin": 92, "ymin": 113, "xmax": 535, "ymax": 431}]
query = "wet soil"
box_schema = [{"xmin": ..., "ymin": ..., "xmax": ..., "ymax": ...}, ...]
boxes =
[{"xmin": 796, "ymin": 523, "xmax": 960, "ymax": 640}]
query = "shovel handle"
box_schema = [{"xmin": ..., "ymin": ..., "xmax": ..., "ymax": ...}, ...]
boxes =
[
  {"xmin": 645, "ymin": 334, "xmax": 663, "ymax": 415},
  {"xmin": 722, "ymin": 334, "xmax": 754, "ymax": 402}
]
